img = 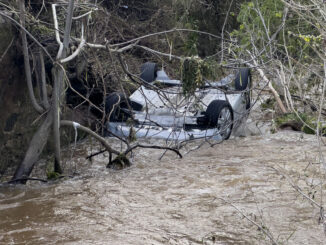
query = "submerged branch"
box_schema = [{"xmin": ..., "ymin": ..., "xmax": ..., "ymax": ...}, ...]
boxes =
[{"xmin": 124, "ymin": 144, "xmax": 182, "ymax": 159}]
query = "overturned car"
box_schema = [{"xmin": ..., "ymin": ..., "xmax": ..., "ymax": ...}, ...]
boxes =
[{"xmin": 105, "ymin": 62, "xmax": 251, "ymax": 141}]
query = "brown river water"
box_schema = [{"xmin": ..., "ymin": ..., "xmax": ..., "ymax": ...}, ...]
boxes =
[{"xmin": 1, "ymin": 131, "xmax": 326, "ymax": 245}]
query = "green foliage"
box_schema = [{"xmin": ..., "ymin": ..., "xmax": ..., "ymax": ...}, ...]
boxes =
[
  {"xmin": 232, "ymin": 0, "xmax": 320, "ymax": 61},
  {"xmin": 47, "ymin": 171, "xmax": 61, "ymax": 180},
  {"xmin": 173, "ymin": 0, "xmax": 200, "ymax": 55},
  {"xmin": 261, "ymin": 97, "xmax": 275, "ymax": 110},
  {"xmin": 234, "ymin": 0, "xmax": 284, "ymax": 50},
  {"xmin": 274, "ymin": 112, "xmax": 323, "ymax": 135},
  {"xmin": 46, "ymin": 158, "xmax": 62, "ymax": 180},
  {"xmin": 181, "ymin": 56, "xmax": 221, "ymax": 96}
]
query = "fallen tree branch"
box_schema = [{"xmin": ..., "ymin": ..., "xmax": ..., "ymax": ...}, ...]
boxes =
[
  {"xmin": 124, "ymin": 144, "xmax": 182, "ymax": 159},
  {"xmin": 248, "ymin": 52, "xmax": 288, "ymax": 113},
  {"xmin": 86, "ymin": 149, "xmax": 106, "ymax": 160},
  {"xmin": 60, "ymin": 120, "xmax": 120, "ymax": 155},
  {"xmin": 8, "ymin": 177, "xmax": 48, "ymax": 184}
]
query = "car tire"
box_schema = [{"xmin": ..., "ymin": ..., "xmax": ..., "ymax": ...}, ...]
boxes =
[
  {"xmin": 235, "ymin": 68, "xmax": 251, "ymax": 91},
  {"xmin": 105, "ymin": 93, "xmax": 130, "ymax": 122},
  {"xmin": 206, "ymin": 100, "xmax": 234, "ymax": 140},
  {"xmin": 140, "ymin": 62, "xmax": 158, "ymax": 83},
  {"xmin": 245, "ymin": 85, "xmax": 251, "ymax": 110}
]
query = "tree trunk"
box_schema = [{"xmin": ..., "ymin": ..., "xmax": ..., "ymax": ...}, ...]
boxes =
[
  {"xmin": 52, "ymin": 65, "xmax": 63, "ymax": 174},
  {"xmin": 53, "ymin": 0, "xmax": 75, "ymax": 170},
  {"xmin": 11, "ymin": 112, "xmax": 53, "ymax": 184}
]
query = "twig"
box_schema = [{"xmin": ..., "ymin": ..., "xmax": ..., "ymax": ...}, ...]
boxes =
[
  {"xmin": 63, "ymin": 68, "xmax": 103, "ymax": 113},
  {"xmin": 52, "ymin": 4, "xmax": 62, "ymax": 46},
  {"xmin": 218, "ymin": 198, "xmax": 279, "ymax": 245},
  {"xmin": 124, "ymin": 144, "xmax": 182, "ymax": 158},
  {"xmin": 109, "ymin": 28, "xmax": 228, "ymax": 48},
  {"xmin": 248, "ymin": 51, "xmax": 287, "ymax": 113},
  {"xmin": 271, "ymin": 166, "xmax": 322, "ymax": 208},
  {"xmin": 60, "ymin": 23, "xmax": 86, "ymax": 63},
  {"xmin": 60, "ymin": 120, "xmax": 120, "ymax": 155},
  {"xmin": 220, "ymin": 0, "xmax": 234, "ymax": 63},
  {"xmin": 0, "ymin": 37, "xmax": 13, "ymax": 63},
  {"xmin": 86, "ymin": 149, "xmax": 106, "ymax": 160},
  {"xmin": 135, "ymin": 45, "xmax": 182, "ymax": 60},
  {"xmin": 0, "ymin": 11, "xmax": 53, "ymax": 62}
]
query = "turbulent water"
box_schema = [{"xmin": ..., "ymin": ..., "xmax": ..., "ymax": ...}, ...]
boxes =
[{"xmin": 1, "ymin": 131, "xmax": 326, "ymax": 245}]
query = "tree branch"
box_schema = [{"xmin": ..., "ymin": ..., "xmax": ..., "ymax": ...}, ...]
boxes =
[
  {"xmin": 0, "ymin": 11, "xmax": 53, "ymax": 62},
  {"xmin": 19, "ymin": 0, "xmax": 44, "ymax": 114},
  {"xmin": 124, "ymin": 144, "xmax": 182, "ymax": 158},
  {"xmin": 39, "ymin": 50, "xmax": 50, "ymax": 109},
  {"xmin": 53, "ymin": 0, "xmax": 75, "ymax": 173},
  {"xmin": 60, "ymin": 23, "xmax": 86, "ymax": 63},
  {"xmin": 60, "ymin": 120, "xmax": 120, "ymax": 155}
]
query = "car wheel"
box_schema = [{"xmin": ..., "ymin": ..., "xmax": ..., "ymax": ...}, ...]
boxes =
[
  {"xmin": 140, "ymin": 62, "xmax": 158, "ymax": 83},
  {"xmin": 235, "ymin": 68, "xmax": 251, "ymax": 91},
  {"xmin": 206, "ymin": 100, "xmax": 234, "ymax": 140},
  {"xmin": 105, "ymin": 93, "xmax": 130, "ymax": 122}
]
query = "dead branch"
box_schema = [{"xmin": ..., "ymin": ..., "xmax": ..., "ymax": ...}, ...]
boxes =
[
  {"xmin": 0, "ymin": 11, "xmax": 53, "ymax": 62},
  {"xmin": 60, "ymin": 23, "xmax": 86, "ymax": 63},
  {"xmin": 19, "ymin": 0, "xmax": 44, "ymax": 114},
  {"xmin": 110, "ymin": 28, "xmax": 227, "ymax": 48},
  {"xmin": 135, "ymin": 44, "xmax": 182, "ymax": 60},
  {"xmin": 39, "ymin": 50, "xmax": 50, "ymax": 109},
  {"xmin": 271, "ymin": 166, "xmax": 321, "ymax": 208},
  {"xmin": 124, "ymin": 144, "xmax": 183, "ymax": 158},
  {"xmin": 8, "ymin": 177, "xmax": 48, "ymax": 184},
  {"xmin": 248, "ymin": 52, "xmax": 287, "ymax": 113},
  {"xmin": 218, "ymin": 198, "xmax": 279, "ymax": 245},
  {"xmin": 63, "ymin": 70, "xmax": 103, "ymax": 113},
  {"xmin": 60, "ymin": 120, "xmax": 120, "ymax": 155},
  {"xmin": 0, "ymin": 37, "xmax": 13, "ymax": 63}
]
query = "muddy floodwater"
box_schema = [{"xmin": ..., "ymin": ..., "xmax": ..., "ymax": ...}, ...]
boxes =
[{"xmin": 1, "ymin": 131, "xmax": 326, "ymax": 244}]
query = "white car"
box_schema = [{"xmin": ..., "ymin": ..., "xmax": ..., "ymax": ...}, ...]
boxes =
[{"xmin": 106, "ymin": 62, "xmax": 251, "ymax": 141}]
